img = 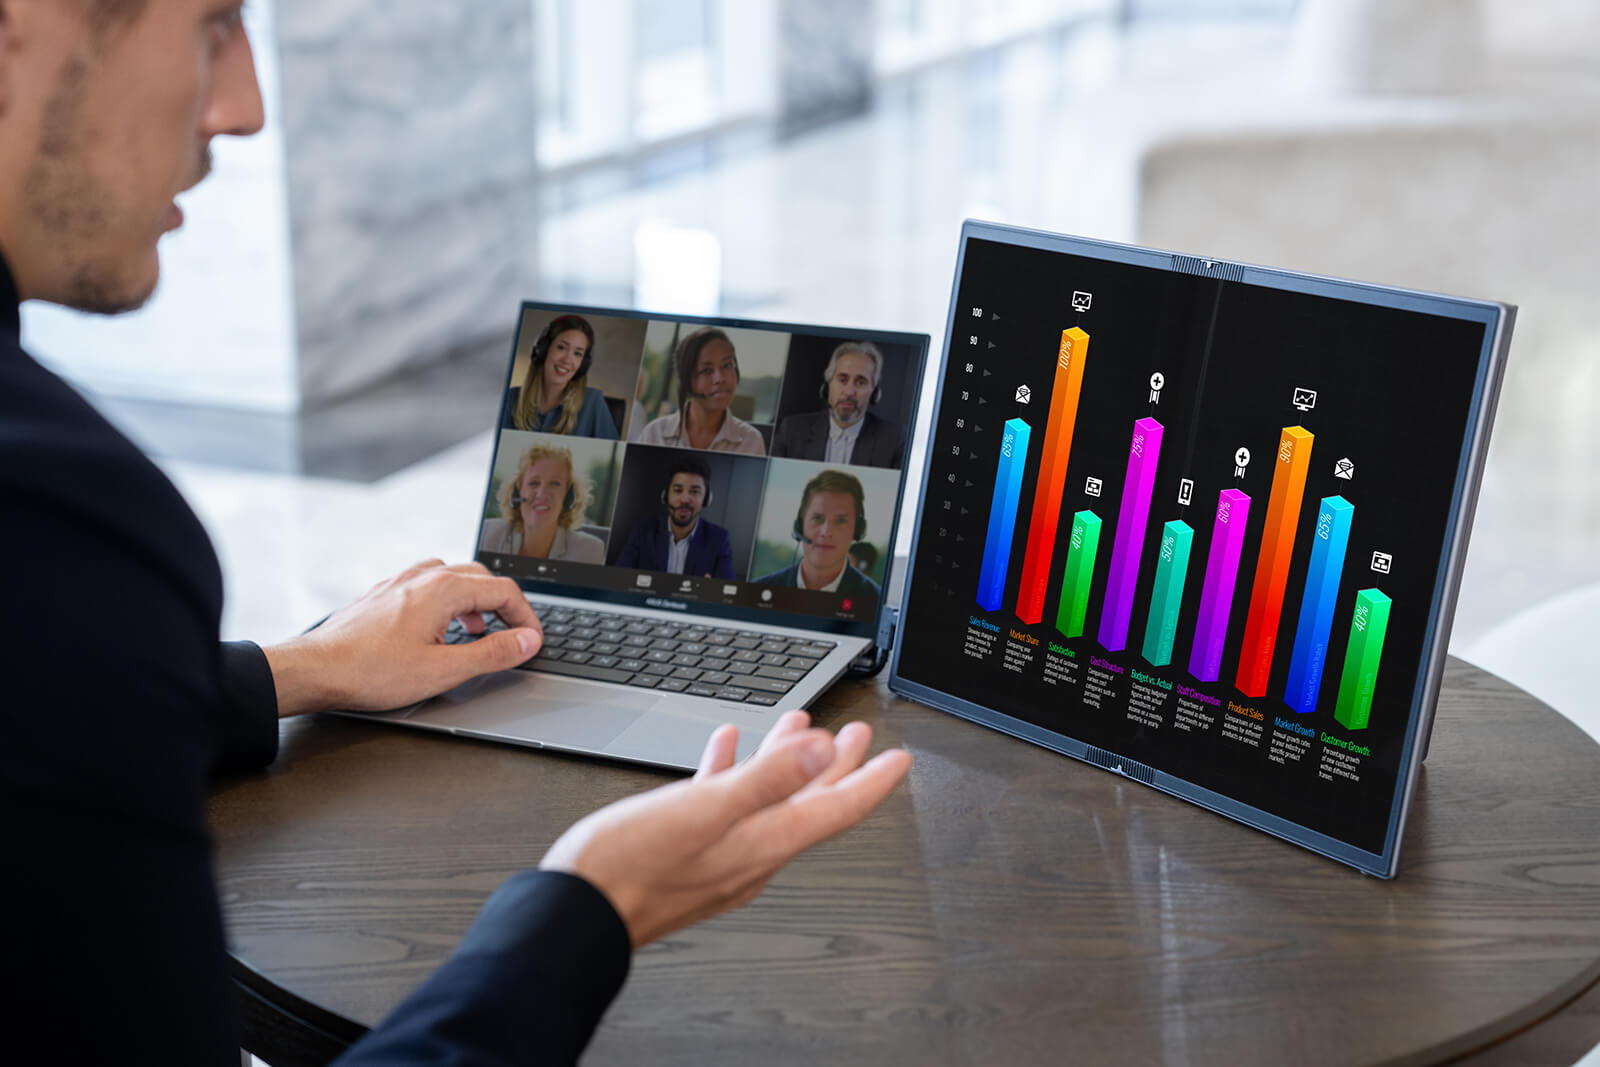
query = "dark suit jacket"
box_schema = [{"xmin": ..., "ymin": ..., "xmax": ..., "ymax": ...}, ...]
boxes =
[
  {"xmin": 614, "ymin": 514, "xmax": 736, "ymax": 579},
  {"xmin": 754, "ymin": 560, "xmax": 882, "ymax": 610},
  {"xmin": 0, "ymin": 255, "xmax": 628, "ymax": 1066},
  {"xmin": 769, "ymin": 409, "xmax": 904, "ymax": 469}
]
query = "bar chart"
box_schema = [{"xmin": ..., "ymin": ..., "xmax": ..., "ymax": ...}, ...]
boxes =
[
  {"xmin": 1189, "ymin": 489, "xmax": 1251, "ymax": 682},
  {"xmin": 1098, "ymin": 418, "xmax": 1164, "ymax": 653},
  {"xmin": 1284, "ymin": 496, "xmax": 1354, "ymax": 713},
  {"xmin": 1056, "ymin": 510, "xmax": 1102, "ymax": 638},
  {"xmin": 1142, "ymin": 520, "xmax": 1194, "ymax": 668},
  {"xmin": 1236, "ymin": 427, "xmax": 1314, "ymax": 697}
]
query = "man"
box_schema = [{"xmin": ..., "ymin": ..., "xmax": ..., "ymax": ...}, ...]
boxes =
[
  {"xmin": 756, "ymin": 470, "xmax": 883, "ymax": 610},
  {"xmin": 771, "ymin": 340, "xmax": 904, "ymax": 469},
  {"xmin": 614, "ymin": 456, "xmax": 737, "ymax": 579},
  {"xmin": 0, "ymin": 2, "xmax": 909, "ymax": 1062}
]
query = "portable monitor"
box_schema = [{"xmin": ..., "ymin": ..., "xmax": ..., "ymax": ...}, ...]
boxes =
[{"xmin": 889, "ymin": 222, "xmax": 1514, "ymax": 877}]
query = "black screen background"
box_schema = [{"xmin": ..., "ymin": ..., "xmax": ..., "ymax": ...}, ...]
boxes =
[{"xmin": 897, "ymin": 238, "xmax": 1487, "ymax": 856}]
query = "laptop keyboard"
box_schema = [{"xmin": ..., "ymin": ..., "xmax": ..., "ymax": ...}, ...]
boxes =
[{"xmin": 443, "ymin": 601, "xmax": 838, "ymax": 707}]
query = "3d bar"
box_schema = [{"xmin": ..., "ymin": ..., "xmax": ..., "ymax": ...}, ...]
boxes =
[
  {"xmin": 1055, "ymin": 510, "xmax": 1102, "ymax": 638},
  {"xmin": 1235, "ymin": 426, "xmax": 1315, "ymax": 697},
  {"xmin": 1097, "ymin": 418, "xmax": 1165, "ymax": 651},
  {"xmin": 1016, "ymin": 327, "xmax": 1091, "ymax": 625},
  {"xmin": 1141, "ymin": 520, "xmax": 1194, "ymax": 668},
  {"xmin": 1188, "ymin": 489, "xmax": 1251, "ymax": 683},
  {"xmin": 1284, "ymin": 496, "xmax": 1355, "ymax": 714},
  {"xmin": 1334, "ymin": 588, "xmax": 1392, "ymax": 730},
  {"xmin": 977, "ymin": 418, "xmax": 1032, "ymax": 612}
]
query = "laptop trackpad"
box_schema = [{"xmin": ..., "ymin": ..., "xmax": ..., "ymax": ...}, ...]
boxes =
[{"xmin": 398, "ymin": 672, "xmax": 653, "ymax": 751}]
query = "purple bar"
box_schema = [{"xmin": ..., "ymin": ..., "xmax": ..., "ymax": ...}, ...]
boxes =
[
  {"xmin": 1097, "ymin": 417, "xmax": 1165, "ymax": 652},
  {"xmin": 1188, "ymin": 488, "xmax": 1252, "ymax": 683}
]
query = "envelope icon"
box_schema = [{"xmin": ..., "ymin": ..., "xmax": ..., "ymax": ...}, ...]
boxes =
[
  {"xmin": 1015, "ymin": 384, "xmax": 1031, "ymax": 404},
  {"xmin": 1333, "ymin": 457, "xmax": 1354, "ymax": 480}
]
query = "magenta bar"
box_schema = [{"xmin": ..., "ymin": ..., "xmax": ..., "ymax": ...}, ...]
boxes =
[
  {"xmin": 1188, "ymin": 488, "xmax": 1252, "ymax": 683},
  {"xmin": 1097, "ymin": 417, "xmax": 1165, "ymax": 652}
]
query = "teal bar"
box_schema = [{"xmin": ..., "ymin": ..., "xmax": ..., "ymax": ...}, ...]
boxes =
[{"xmin": 1141, "ymin": 520, "xmax": 1193, "ymax": 667}]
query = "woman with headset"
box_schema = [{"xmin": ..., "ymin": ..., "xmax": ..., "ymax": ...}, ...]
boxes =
[
  {"xmin": 478, "ymin": 442, "xmax": 607, "ymax": 563},
  {"xmin": 635, "ymin": 327, "xmax": 766, "ymax": 455},
  {"xmin": 505, "ymin": 314, "xmax": 620, "ymax": 438}
]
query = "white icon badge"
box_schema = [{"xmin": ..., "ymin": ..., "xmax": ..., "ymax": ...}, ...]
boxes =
[
  {"xmin": 1085, "ymin": 476, "xmax": 1103, "ymax": 498},
  {"xmin": 1072, "ymin": 291, "xmax": 1093, "ymax": 313},
  {"xmin": 1371, "ymin": 551, "xmax": 1393, "ymax": 574},
  {"xmin": 1334, "ymin": 457, "xmax": 1355, "ymax": 480}
]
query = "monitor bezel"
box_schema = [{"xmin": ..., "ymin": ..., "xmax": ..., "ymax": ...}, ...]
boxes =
[{"xmin": 888, "ymin": 220, "xmax": 1513, "ymax": 877}]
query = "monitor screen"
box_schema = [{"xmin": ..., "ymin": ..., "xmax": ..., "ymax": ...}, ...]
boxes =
[
  {"xmin": 892, "ymin": 225, "xmax": 1508, "ymax": 874},
  {"xmin": 479, "ymin": 303, "xmax": 927, "ymax": 639}
]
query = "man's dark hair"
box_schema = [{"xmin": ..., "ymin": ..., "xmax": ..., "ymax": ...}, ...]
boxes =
[{"xmin": 666, "ymin": 457, "xmax": 712, "ymax": 491}]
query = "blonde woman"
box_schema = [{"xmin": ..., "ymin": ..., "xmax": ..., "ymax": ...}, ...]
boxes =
[
  {"xmin": 479, "ymin": 442, "xmax": 606, "ymax": 563},
  {"xmin": 504, "ymin": 314, "xmax": 619, "ymax": 438}
]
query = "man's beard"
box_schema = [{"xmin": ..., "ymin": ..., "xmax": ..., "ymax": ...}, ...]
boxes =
[
  {"xmin": 20, "ymin": 53, "xmax": 210, "ymax": 315},
  {"xmin": 831, "ymin": 400, "xmax": 864, "ymax": 427}
]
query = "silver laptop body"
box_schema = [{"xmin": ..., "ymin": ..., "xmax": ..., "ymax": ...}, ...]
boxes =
[{"xmin": 350, "ymin": 303, "xmax": 929, "ymax": 770}]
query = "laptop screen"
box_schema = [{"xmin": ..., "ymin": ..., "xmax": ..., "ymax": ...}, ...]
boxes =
[
  {"xmin": 891, "ymin": 223, "xmax": 1509, "ymax": 875},
  {"xmin": 478, "ymin": 303, "xmax": 928, "ymax": 639}
]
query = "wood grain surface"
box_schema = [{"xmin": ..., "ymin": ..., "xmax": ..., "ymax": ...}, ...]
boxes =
[{"xmin": 209, "ymin": 658, "xmax": 1600, "ymax": 1066}]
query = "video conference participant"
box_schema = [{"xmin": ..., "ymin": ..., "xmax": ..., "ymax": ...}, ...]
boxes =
[
  {"xmin": 614, "ymin": 457, "xmax": 736, "ymax": 579},
  {"xmin": 771, "ymin": 340, "xmax": 903, "ymax": 469},
  {"xmin": 636, "ymin": 327, "xmax": 766, "ymax": 455},
  {"xmin": 479, "ymin": 442, "xmax": 606, "ymax": 563},
  {"xmin": 505, "ymin": 314, "xmax": 620, "ymax": 438},
  {"xmin": 756, "ymin": 470, "xmax": 882, "ymax": 605}
]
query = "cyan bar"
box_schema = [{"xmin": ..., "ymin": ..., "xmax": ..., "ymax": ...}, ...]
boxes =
[
  {"xmin": 1098, "ymin": 417, "xmax": 1165, "ymax": 651},
  {"xmin": 1141, "ymin": 520, "xmax": 1194, "ymax": 668},
  {"xmin": 1284, "ymin": 496, "xmax": 1355, "ymax": 714},
  {"xmin": 1188, "ymin": 489, "xmax": 1251, "ymax": 683},
  {"xmin": 977, "ymin": 418, "xmax": 1032, "ymax": 612}
]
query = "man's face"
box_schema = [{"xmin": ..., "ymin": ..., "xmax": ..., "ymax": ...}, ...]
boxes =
[
  {"xmin": 688, "ymin": 339, "xmax": 738, "ymax": 415},
  {"xmin": 826, "ymin": 351, "xmax": 876, "ymax": 428},
  {"xmin": 799, "ymin": 489, "xmax": 856, "ymax": 576},
  {"xmin": 665, "ymin": 472, "xmax": 706, "ymax": 531},
  {"xmin": 10, "ymin": 0, "xmax": 264, "ymax": 312},
  {"xmin": 517, "ymin": 458, "xmax": 570, "ymax": 530}
]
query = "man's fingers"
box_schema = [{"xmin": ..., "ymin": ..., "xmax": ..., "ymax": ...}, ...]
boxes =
[
  {"xmin": 757, "ymin": 710, "xmax": 811, "ymax": 753},
  {"xmin": 709, "ymin": 728, "xmax": 835, "ymax": 825},
  {"xmin": 746, "ymin": 747, "xmax": 912, "ymax": 860},
  {"xmin": 802, "ymin": 721, "xmax": 873, "ymax": 791},
  {"xmin": 424, "ymin": 571, "xmax": 541, "ymax": 632},
  {"xmin": 696, "ymin": 725, "xmax": 740, "ymax": 779},
  {"xmin": 430, "ymin": 627, "xmax": 540, "ymax": 686}
]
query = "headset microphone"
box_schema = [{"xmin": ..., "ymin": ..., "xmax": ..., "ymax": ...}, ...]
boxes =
[{"xmin": 511, "ymin": 483, "xmax": 577, "ymax": 513}]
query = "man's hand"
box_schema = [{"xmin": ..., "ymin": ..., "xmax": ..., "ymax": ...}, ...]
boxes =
[
  {"xmin": 263, "ymin": 559, "xmax": 542, "ymax": 717},
  {"xmin": 540, "ymin": 710, "xmax": 913, "ymax": 947}
]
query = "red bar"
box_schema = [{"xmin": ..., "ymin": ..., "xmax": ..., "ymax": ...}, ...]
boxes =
[
  {"xmin": 1016, "ymin": 327, "xmax": 1090, "ymax": 624},
  {"xmin": 1235, "ymin": 426, "xmax": 1314, "ymax": 697}
]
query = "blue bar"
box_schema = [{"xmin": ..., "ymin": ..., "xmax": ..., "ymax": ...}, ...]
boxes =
[
  {"xmin": 977, "ymin": 418, "xmax": 1032, "ymax": 612},
  {"xmin": 1284, "ymin": 495, "xmax": 1354, "ymax": 713}
]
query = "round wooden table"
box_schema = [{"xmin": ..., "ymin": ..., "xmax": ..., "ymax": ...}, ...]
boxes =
[{"xmin": 210, "ymin": 657, "xmax": 1600, "ymax": 1066}]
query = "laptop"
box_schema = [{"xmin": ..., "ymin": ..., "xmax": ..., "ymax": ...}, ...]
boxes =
[
  {"xmin": 354, "ymin": 302, "xmax": 928, "ymax": 770},
  {"xmin": 889, "ymin": 221, "xmax": 1513, "ymax": 877}
]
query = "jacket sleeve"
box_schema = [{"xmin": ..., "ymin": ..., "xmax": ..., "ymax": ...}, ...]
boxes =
[
  {"xmin": 334, "ymin": 870, "xmax": 632, "ymax": 1066},
  {"xmin": 215, "ymin": 640, "xmax": 281, "ymax": 773}
]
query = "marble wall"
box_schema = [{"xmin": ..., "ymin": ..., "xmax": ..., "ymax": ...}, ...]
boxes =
[{"xmin": 276, "ymin": 0, "xmax": 541, "ymax": 405}]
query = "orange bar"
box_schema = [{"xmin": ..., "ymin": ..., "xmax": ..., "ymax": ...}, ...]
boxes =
[
  {"xmin": 1235, "ymin": 426, "xmax": 1314, "ymax": 697},
  {"xmin": 1016, "ymin": 327, "xmax": 1090, "ymax": 624}
]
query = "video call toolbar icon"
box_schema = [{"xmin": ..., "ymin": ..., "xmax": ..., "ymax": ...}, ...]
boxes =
[
  {"xmin": 1371, "ymin": 551, "xmax": 1393, "ymax": 574},
  {"xmin": 722, "ymin": 584, "xmax": 738, "ymax": 596},
  {"xmin": 635, "ymin": 574, "xmax": 652, "ymax": 588},
  {"xmin": 1086, "ymin": 476, "xmax": 1103, "ymax": 498},
  {"xmin": 1292, "ymin": 386, "xmax": 1318, "ymax": 412},
  {"xmin": 1072, "ymin": 291, "xmax": 1093, "ymax": 313}
]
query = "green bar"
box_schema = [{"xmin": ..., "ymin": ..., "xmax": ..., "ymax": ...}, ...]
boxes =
[
  {"xmin": 1334, "ymin": 588, "xmax": 1392, "ymax": 730},
  {"xmin": 1055, "ymin": 511, "xmax": 1102, "ymax": 639},
  {"xmin": 1141, "ymin": 520, "xmax": 1193, "ymax": 667}
]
